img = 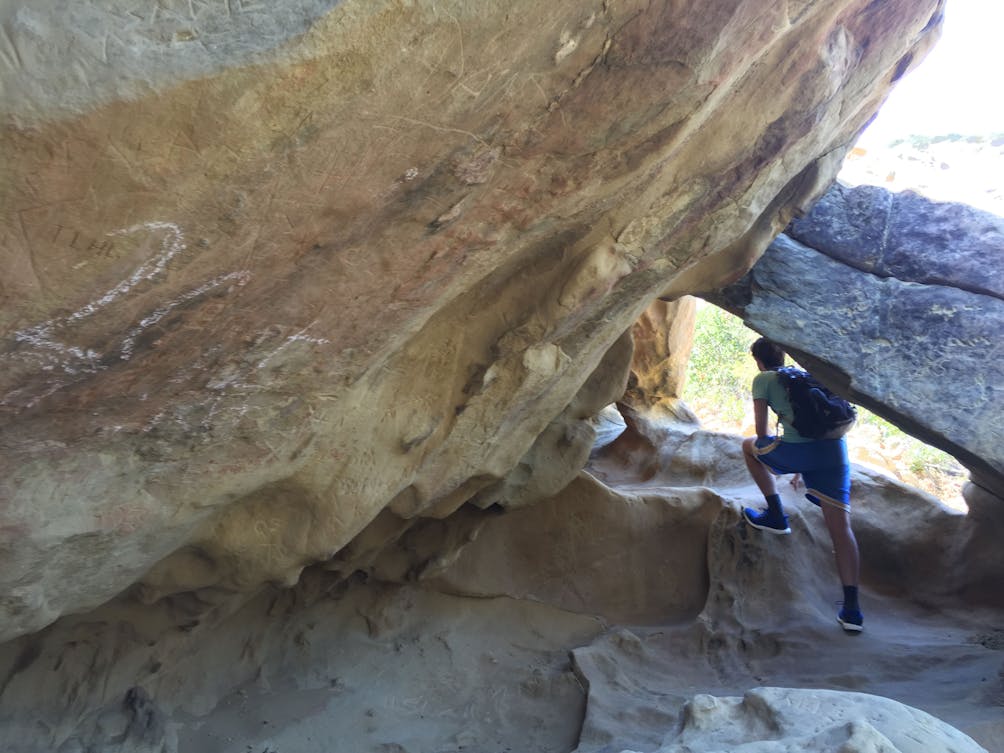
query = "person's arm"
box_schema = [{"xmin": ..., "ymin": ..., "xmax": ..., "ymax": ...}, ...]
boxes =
[{"xmin": 754, "ymin": 398, "xmax": 770, "ymax": 439}]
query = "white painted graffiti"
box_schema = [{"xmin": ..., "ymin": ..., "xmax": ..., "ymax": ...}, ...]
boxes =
[
  {"xmin": 255, "ymin": 328, "xmax": 331, "ymax": 371},
  {"xmin": 13, "ymin": 221, "xmax": 192, "ymax": 371}
]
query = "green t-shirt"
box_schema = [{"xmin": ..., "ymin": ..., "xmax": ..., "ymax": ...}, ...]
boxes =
[{"xmin": 751, "ymin": 370, "xmax": 812, "ymax": 443}]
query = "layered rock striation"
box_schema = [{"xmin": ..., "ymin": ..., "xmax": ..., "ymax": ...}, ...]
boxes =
[{"xmin": 0, "ymin": 0, "xmax": 945, "ymax": 641}]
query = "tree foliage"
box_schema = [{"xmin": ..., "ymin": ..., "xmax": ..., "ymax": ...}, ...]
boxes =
[{"xmin": 682, "ymin": 304, "xmax": 759, "ymax": 424}]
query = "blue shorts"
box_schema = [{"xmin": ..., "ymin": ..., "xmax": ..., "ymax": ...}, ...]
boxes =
[{"xmin": 753, "ymin": 436, "xmax": 850, "ymax": 511}]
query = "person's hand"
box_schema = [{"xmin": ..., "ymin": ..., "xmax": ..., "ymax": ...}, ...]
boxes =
[{"xmin": 789, "ymin": 473, "xmax": 802, "ymax": 490}]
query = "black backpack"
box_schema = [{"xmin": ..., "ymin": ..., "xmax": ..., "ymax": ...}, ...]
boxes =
[{"xmin": 774, "ymin": 366, "xmax": 857, "ymax": 440}]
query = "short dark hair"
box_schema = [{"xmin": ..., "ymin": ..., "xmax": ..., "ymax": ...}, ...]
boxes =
[{"xmin": 751, "ymin": 337, "xmax": 785, "ymax": 369}]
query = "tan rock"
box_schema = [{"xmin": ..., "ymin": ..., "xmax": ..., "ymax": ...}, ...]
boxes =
[
  {"xmin": 0, "ymin": 421, "xmax": 1000, "ymax": 752},
  {"xmin": 0, "ymin": 0, "xmax": 944, "ymax": 640},
  {"xmin": 648, "ymin": 687, "xmax": 986, "ymax": 753},
  {"xmin": 426, "ymin": 473, "xmax": 722, "ymax": 624},
  {"xmin": 622, "ymin": 296, "xmax": 699, "ymax": 422}
]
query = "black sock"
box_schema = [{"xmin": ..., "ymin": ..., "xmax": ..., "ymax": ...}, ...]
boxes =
[
  {"xmin": 843, "ymin": 585, "xmax": 860, "ymax": 612},
  {"xmin": 764, "ymin": 493, "xmax": 784, "ymax": 517}
]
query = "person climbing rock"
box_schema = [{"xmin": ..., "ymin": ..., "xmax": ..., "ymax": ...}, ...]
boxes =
[{"xmin": 740, "ymin": 337, "xmax": 863, "ymax": 633}]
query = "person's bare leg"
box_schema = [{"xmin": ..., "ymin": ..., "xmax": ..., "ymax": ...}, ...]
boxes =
[
  {"xmin": 742, "ymin": 437, "xmax": 778, "ymax": 496},
  {"xmin": 821, "ymin": 503, "xmax": 860, "ymax": 587}
]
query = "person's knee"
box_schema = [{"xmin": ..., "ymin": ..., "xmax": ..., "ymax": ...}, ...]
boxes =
[{"xmin": 824, "ymin": 508, "xmax": 854, "ymax": 538}]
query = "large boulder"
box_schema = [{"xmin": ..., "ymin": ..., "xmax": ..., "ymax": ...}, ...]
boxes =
[
  {"xmin": 592, "ymin": 687, "xmax": 988, "ymax": 753},
  {"xmin": 0, "ymin": 0, "xmax": 943, "ymax": 640},
  {"xmin": 2, "ymin": 423, "xmax": 1001, "ymax": 753},
  {"xmin": 710, "ymin": 184, "xmax": 1004, "ymax": 499}
]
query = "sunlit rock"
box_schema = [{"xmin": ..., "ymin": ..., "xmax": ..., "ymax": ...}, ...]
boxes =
[
  {"xmin": 641, "ymin": 687, "xmax": 986, "ymax": 753},
  {"xmin": 621, "ymin": 297, "xmax": 699, "ymax": 423}
]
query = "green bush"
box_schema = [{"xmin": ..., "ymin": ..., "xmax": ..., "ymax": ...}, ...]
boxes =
[{"xmin": 682, "ymin": 303, "xmax": 759, "ymax": 425}]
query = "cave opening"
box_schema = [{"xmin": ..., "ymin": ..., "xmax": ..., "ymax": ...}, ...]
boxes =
[{"xmin": 677, "ymin": 298, "xmax": 968, "ymax": 511}]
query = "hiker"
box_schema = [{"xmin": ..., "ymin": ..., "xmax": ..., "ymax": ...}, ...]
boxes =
[{"xmin": 741, "ymin": 337, "xmax": 863, "ymax": 633}]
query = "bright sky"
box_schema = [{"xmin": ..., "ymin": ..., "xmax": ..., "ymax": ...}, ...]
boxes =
[
  {"xmin": 855, "ymin": 0, "xmax": 1004, "ymax": 149},
  {"xmin": 841, "ymin": 0, "xmax": 1003, "ymax": 215}
]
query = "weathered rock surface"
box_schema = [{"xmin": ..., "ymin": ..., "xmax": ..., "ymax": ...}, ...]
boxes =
[
  {"xmin": 622, "ymin": 297, "xmax": 698, "ymax": 421},
  {"xmin": 790, "ymin": 184, "xmax": 1004, "ymax": 297},
  {"xmin": 1, "ymin": 422, "xmax": 1000, "ymax": 753},
  {"xmin": 0, "ymin": 0, "xmax": 944, "ymax": 641},
  {"xmin": 710, "ymin": 184, "xmax": 1004, "ymax": 499},
  {"xmin": 426, "ymin": 472, "xmax": 720, "ymax": 625},
  {"xmin": 590, "ymin": 420, "xmax": 1004, "ymax": 610},
  {"xmin": 619, "ymin": 687, "xmax": 987, "ymax": 753}
]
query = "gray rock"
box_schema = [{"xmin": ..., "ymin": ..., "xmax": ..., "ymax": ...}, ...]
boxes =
[
  {"xmin": 711, "ymin": 186, "xmax": 1004, "ymax": 497},
  {"xmin": 789, "ymin": 183, "xmax": 1004, "ymax": 298}
]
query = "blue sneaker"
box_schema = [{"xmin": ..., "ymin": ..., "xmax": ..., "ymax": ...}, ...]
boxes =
[
  {"xmin": 838, "ymin": 607, "xmax": 864, "ymax": 633},
  {"xmin": 742, "ymin": 507, "xmax": 791, "ymax": 535}
]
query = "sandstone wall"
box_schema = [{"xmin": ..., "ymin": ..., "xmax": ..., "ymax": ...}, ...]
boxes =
[{"xmin": 0, "ymin": 0, "xmax": 943, "ymax": 640}]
